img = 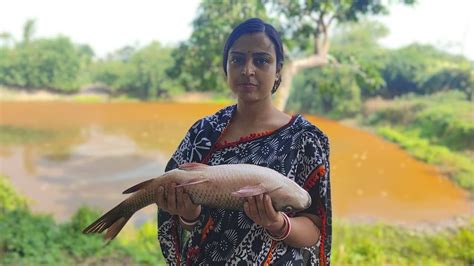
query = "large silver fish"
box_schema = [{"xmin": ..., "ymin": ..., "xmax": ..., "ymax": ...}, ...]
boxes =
[{"xmin": 82, "ymin": 163, "xmax": 311, "ymax": 240}]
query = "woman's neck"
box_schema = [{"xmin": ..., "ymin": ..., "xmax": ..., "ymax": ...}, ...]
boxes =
[{"xmin": 234, "ymin": 98, "xmax": 286, "ymax": 128}]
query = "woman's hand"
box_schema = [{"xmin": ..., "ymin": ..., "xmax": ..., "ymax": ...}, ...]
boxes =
[
  {"xmin": 243, "ymin": 194, "xmax": 285, "ymax": 235},
  {"xmin": 156, "ymin": 183, "xmax": 201, "ymax": 222}
]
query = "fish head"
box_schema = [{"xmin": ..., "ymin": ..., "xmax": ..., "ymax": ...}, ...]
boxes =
[{"xmin": 269, "ymin": 183, "xmax": 312, "ymax": 212}]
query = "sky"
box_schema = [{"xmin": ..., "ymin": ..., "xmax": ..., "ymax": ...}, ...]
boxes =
[{"xmin": 0, "ymin": 0, "xmax": 473, "ymax": 60}]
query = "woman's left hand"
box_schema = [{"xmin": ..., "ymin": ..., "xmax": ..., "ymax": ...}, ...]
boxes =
[{"xmin": 244, "ymin": 194, "xmax": 285, "ymax": 234}]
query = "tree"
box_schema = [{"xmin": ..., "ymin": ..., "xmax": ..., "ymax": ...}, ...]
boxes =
[
  {"xmin": 264, "ymin": 0, "xmax": 416, "ymax": 110},
  {"xmin": 168, "ymin": 0, "xmax": 268, "ymax": 93},
  {"xmin": 22, "ymin": 19, "xmax": 36, "ymax": 46},
  {"xmin": 91, "ymin": 42, "xmax": 178, "ymax": 99},
  {"xmin": 0, "ymin": 36, "xmax": 82, "ymax": 91},
  {"xmin": 330, "ymin": 20, "xmax": 389, "ymax": 98}
]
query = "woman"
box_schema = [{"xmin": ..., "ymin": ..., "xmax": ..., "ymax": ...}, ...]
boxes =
[{"xmin": 157, "ymin": 18, "xmax": 331, "ymax": 265}]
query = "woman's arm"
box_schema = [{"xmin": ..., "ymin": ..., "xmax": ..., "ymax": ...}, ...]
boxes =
[{"xmin": 244, "ymin": 194, "xmax": 320, "ymax": 248}]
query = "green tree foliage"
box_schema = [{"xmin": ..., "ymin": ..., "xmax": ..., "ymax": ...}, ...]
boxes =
[
  {"xmin": 167, "ymin": 0, "xmax": 268, "ymax": 93},
  {"xmin": 0, "ymin": 20, "xmax": 87, "ymax": 92},
  {"xmin": 330, "ymin": 20, "xmax": 389, "ymax": 98},
  {"xmin": 265, "ymin": 0, "xmax": 413, "ymax": 55},
  {"xmin": 422, "ymin": 67, "xmax": 473, "ymax": 100},
  {"xmin": 380, "ymin": 44, "xmax": 473, "ymax": 98},
  {"xmin": 0, "ymin": 36, "xmax": 82, "ymax": 91},
  {"xmin": 288, "ymin": 65, "xmax": 361, "ymax": 119},
  {"xmin": 21, "ymin": 19, "xmax": 36, "ymax": 46},
  {"xmin": 91, "ymin": 42, "xmax": 178, "ymax": 99}
]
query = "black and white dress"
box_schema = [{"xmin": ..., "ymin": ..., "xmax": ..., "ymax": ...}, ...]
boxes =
[{"xmin": 158, "ymin": 105, "xmax": 332, "ymax": 265}]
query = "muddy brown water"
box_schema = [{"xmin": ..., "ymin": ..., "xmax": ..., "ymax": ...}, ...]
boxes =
[{"xmin": 0, "ymin": 102, "xmax": 471, "ymax": 225}]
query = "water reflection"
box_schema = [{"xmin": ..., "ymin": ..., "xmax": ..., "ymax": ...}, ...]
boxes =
[
  {"xmin": 0, "ymin": 127, "xmax": 167, "ymax": 221},
  {"xmin": 0, "ymin": 102, "xmax": 471, "ymax": 224}
]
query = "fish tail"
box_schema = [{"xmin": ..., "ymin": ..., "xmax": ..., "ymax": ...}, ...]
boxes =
[{"xmin": 82, "ymin": 201, "xmax": 132, "ymax": 241}]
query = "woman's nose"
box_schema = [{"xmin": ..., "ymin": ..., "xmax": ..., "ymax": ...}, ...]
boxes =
[{"xmin": 241, "ymin": 60, "xmax": 256, "ymax": 76}]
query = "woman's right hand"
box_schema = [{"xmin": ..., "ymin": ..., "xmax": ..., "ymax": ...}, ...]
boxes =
[{"xmin": 156, "ymin": 183, "xmax": 201, "ymax": 222}]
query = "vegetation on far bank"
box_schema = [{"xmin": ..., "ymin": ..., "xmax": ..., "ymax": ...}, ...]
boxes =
[{"xmin": 357, "ymin": 91, "xmax": 474, "ymax": 193}]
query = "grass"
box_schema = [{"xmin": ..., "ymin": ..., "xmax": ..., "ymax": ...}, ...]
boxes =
[
  {"xmin": 333, "ymin": 219, "xmax": 474, "ymax": 265},
  {"xmin": 0, "ymin": 174, "xmax": 166, "ymax": 265},
  {"xmin": 72, "ymin": 94, "xmax": 107, "ymax": 103}
]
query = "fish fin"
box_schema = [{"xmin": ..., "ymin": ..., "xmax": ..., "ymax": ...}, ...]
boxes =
[
  {"xmin": 122, "ymin": 178, "xmax": 154, "ymax": 194},
  {"xmin": 104, "ymin": 216, "xmax": 131, "ymax": 241},
  {"xmin": 179, "ymin": 162, "xmax": 208, "ymax": 171},
  {"xmin": 268, "ymin": 185, "xmax": 283, "ymax": 193},
  {"xmin": 231, "ymin": 184, "xmax": 267, "ymax": 198},
  {"xmin": 83, "ymin": 201, "xmax": 131, "ymax": 241},
  {"xmin": 175, "ymin": 178, "xmax": 209, "ymax": 188}
]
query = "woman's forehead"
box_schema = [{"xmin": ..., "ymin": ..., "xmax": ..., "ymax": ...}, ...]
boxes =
[{"xmin": 229, "ymin": 32, "xmax": 275, "ymax": 55}]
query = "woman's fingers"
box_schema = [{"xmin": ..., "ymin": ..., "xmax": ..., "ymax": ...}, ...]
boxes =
[
  {"xmin": 245, "ymin": 196, "xmax": 257, "ymax": 221},
  {"xmin": 255, "ymin": 194, "xmax": 265, "ymax": 221},
  {"xmin": 263, "ymin": 194, "xmax": 278, "ymax": 219},
  {"xmin": 176, "ymin": 186, "xmax": 185, "ymax": 208},
  {"xmin": 156, "ymin": 186, "xmax": 166, "ymax": 207},
  {"xmin": 167, "ymin": 183, "xmax": 177, "ymax": 211}
]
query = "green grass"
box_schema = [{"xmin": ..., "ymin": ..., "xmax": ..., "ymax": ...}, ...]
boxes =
[
  {"xmin": 72, "ymin": 94, "xmax": 107, "ymax": 103},
  {"xmin": 333, "ymin": 219, "xmax": 474, "ymax": 265}
]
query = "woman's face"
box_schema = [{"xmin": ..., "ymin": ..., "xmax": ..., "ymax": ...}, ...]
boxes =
[{"xmin": 226, "ymin": 32, "xmax": 279, "ymax": 103}]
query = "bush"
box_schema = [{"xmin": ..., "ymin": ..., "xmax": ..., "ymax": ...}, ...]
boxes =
[
  {"xmin": 365, "ymin": 91, "xmax": 474, "ymax": 151},
  {"xmin": 0, "ymin": 174, "xmax": 28, "ymax": 212},
  {"xmin": 288, "ymin": 65, "xmax": 362, "ymax": 119}
]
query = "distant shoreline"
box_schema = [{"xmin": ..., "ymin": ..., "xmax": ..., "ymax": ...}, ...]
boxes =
[{"xmin": 0, "ymin": 86, "xmax": 231, "ymax": 103}]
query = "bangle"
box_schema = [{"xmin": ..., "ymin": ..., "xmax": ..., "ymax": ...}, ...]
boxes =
[
  {"xmin": 179, "ymin": 215, "xmax": 199, "ymax": 226},
  {"xmin": 265, "ymin": 212, "xmax": 292, "ymax": 241}
]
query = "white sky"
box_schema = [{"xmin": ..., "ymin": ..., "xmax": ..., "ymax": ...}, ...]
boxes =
[{"xmin": 0, "ymin": 0, "xmax": 473, "ymax": 60}]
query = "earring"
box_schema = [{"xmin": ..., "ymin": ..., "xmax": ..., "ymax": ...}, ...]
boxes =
[{"xmin": 272, "ymin": 76, "xmax": 281, "ymax": 94}]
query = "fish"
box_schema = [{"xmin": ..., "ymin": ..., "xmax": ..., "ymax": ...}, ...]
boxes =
[{"xmin": 82, "ymin": 162, "xmax": 311, "ymax": 241}]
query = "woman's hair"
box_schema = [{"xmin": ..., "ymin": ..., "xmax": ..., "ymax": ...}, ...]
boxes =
[{"xmin": 222, "ymin": 18, "xmax": 284, "ymax": 93}]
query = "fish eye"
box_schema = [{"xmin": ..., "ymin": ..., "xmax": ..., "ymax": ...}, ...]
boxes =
[{"xmin": 284, "ymin": 206, "xmax": 293, "ymax": 212}]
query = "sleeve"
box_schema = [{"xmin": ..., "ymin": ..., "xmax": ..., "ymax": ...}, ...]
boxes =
[{"xmin": 295, "ymin": 130, "xmax": 332, "ymax": 266}]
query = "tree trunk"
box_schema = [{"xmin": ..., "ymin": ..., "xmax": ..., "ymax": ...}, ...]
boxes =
[
  {"xmin": 274, "ymin": 20, "xmax": 331, "ymax": 111},
  {"xmin": 273, "ymin": 53, "xmax": 329, "ymax": 111}
]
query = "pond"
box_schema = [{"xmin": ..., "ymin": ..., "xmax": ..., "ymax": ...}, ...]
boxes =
[{"xmin": 0, "ymin": 101, "xmax": 470, "ymax": 225}]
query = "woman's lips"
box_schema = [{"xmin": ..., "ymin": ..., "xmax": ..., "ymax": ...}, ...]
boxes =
[{"xmin": 238, "ymin": 83, "xmax": 257, "ymax": 90}]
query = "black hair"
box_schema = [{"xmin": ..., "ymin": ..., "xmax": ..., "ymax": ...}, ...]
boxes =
[{"xmin": 222, "ymin": 18, "xmax": 284, "ymax": 93}]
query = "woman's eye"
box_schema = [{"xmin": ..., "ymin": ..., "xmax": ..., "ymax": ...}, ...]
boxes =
[
  {"xmin": 255, "ymin": 58, "xmax": 269, "ymax": 65},
  {"xmin": 230, "ymin": 57, "xmax": 243, "ymax": 64}
]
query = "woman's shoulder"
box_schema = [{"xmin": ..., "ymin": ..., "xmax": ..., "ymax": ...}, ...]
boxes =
[
  {"xmin": 292, "ymin": 114, "xmax": 329, "ymax": 145},
  {"xmin": 189, "ymin": 104, "xmax": 236, "ymax": 132}
]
